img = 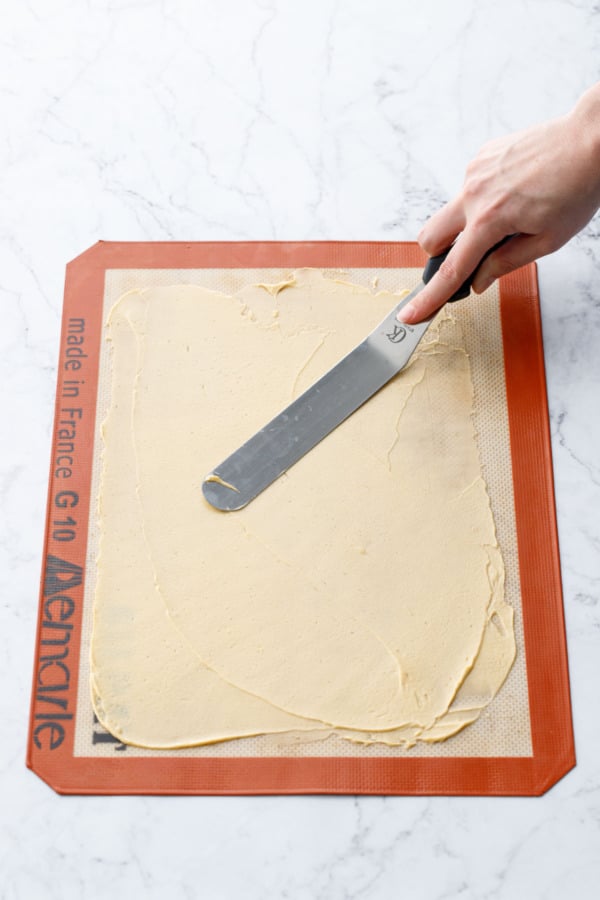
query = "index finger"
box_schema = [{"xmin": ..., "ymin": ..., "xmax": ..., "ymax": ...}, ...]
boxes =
[{"xmin": 398, "ymin": 226, "xmax": 504, "ymax": 324}]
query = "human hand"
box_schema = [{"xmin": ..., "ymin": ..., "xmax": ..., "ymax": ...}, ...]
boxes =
[{"xmin": 399, "ymin": 84, "xmax": 600, "ymax": 324}]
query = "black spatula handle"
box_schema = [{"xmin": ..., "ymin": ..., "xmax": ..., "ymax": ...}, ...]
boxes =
[{"xmin": 422, "ymin": 235, "xmax": 513, "ymax": 303}]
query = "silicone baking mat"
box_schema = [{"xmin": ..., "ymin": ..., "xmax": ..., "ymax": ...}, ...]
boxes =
[{"xmin": 27, "ymin": 242, "xmax": 574, "ymax": 795}]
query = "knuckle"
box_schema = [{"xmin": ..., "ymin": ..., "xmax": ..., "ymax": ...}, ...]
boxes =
[
  {"xmin": 418, "ymin": 228, "xmax": 434, "ymax": 252},
  {"xmin": 473, "ymin": 202, "xmax": 503, "ymax": 229},
  {"xmin": 465, "ymin": 146, "xmax": 488, "ymax": 176},
  {"xmin": 462, "ymin": 175, "xmax": 482, "ymax": 200},
  {"xmin": 437, "ymin": 257, "xmax": 464, "ymax": 284}
]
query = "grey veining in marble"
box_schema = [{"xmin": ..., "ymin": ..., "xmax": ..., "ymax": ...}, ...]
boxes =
[{"xmin": 1, "ymin": 1, "xmax": 599, "ymax": 898}]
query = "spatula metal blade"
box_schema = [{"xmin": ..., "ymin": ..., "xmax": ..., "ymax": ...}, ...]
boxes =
[{"xmin": 202, "ymin": 286, "xmax": 432, "ymax": 511}]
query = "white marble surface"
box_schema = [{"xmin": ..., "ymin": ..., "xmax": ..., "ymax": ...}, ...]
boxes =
[{"xmin": 1, "ymin": 0, "xmax": 599, "ymax": 897}]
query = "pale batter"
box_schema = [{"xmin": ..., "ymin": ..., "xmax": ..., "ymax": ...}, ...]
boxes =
[{"xmin": 91, "ymin": 269, "xmax": 516, "ymax": 748}]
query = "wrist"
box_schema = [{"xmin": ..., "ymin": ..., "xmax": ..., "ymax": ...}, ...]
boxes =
[
  {"xmin": 564, "ymin": 84, "xmax": 600, "ymax": 202},
  {"xmin": 569, "ymin": 83, "xmax": 600, "ymax": 158}
]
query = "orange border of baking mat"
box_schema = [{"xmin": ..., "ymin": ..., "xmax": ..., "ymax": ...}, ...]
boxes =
[{"xmin": 27, "ymin": 241, "xmax": 575, "ymax": 796}]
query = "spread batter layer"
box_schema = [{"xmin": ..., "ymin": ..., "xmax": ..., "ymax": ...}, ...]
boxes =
[{"xmin": 91, "ymin": 269, "xmax": 516, "ymax": 749}]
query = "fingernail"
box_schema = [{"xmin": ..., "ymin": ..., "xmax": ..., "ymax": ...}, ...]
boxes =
[{"xmin": 397, "ymin": 302, "xmax": 416, "ymax": 324}]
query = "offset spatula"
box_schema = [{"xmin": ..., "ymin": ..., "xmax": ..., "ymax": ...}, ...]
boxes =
[{"xmin": 202, "ymin": 241, "xmax": 508, "ymax": 511}]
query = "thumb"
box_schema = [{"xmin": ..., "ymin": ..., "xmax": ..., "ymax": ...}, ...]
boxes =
[{"xmin": 472, "ymin": 233, "xmax": 552, "ymax": 292}]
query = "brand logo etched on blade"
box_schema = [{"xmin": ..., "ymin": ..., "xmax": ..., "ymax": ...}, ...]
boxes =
[{"xmin": 386, "ymin": 323, "xmax": 407, "ymax": 343}]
